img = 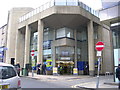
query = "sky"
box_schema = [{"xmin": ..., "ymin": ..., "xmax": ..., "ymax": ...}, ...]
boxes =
[{"xmin": 0, "ymin": 0, "xmax": 102, "ymax": 27}]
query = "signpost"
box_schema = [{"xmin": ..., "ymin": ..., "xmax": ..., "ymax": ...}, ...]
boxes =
[
  {"xmin": 95, "ymin": 41, "xmax": 104, "ymax": 88},
  {"xmin": 31, "ymin": 50, "xmax": 35, "ymax": 77}
]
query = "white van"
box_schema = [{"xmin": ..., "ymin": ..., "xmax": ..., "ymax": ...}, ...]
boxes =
[{"xmin": 0, "ymin": 62, "xmax": 21, "ymax": 90}]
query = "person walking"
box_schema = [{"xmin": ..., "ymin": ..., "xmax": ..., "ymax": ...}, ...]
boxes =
[
  {"xmin": 116, "ymin": 64, "xmax": 120, "ymax": 89},
  {"xmin": 42, "ymin": 62, "xmax": 46, "ymax": 75},
  {"xmin": 36, "ymin": 62, "xmax": 41, "ymax": 75},
  {"xmin": 58, "ymin": 65, "xmax": 63, "ymax": 75},
  {"xmin": 15, "ymin": 62, "xmax": 20, "ymax": 76}
]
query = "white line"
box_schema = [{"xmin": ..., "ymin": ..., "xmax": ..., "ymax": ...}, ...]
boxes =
[{"xmin": 96, "ymin": 45, "xmax": 104, "ymax": 47}]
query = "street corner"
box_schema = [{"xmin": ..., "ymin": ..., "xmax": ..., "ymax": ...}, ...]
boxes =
[
  {"xmin": 71, "ymin": 84, "xmax": 95, "ymax": 90},
  {"xmin": 71, "ymin": 82, "xmax": 97, "ymax": 89}
]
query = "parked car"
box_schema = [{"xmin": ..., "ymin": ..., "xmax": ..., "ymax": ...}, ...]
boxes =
[{"xmin": 0, "ymin": 62, "xmax": 21, "ymax": 90}]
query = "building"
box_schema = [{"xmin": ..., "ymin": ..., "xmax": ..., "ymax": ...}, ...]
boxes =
[
  {"xmin": 0, "ymin": 0, "xmax": 116, "ymax": 75},
  {"xmin": 0, "ymin": 24, "xmax": 7, "ymax": 62},
  {"xmin": 5, "ymin": 7, "xmax": 34, "ymax": 65},
  {"xmin": 100, "ymin": 0, "xmax": 120, "ymax": 77}
]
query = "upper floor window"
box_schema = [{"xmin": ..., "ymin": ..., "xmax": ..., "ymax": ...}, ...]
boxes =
[{"xmin": 56, "ymin": 27, "xmax": 74, "ymax": 39}]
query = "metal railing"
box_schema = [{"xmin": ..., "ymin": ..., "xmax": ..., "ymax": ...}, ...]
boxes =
[{"xmin": 19, "ymin": 0, "xmax": 99, "ymax": 22}]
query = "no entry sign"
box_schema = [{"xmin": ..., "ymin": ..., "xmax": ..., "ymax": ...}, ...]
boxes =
[
  {"xmin": 31, "ymin": 50, "xmax": 35, "ymax": 56},
  {"xmin": 95, "ymin": 41, "xmax": 104, "ymax": 51}
]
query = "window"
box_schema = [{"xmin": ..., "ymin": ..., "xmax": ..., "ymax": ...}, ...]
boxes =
[
  {"xmin": 0, "ymin": 66, "xmax": 17, "ymax": 79},
  {"xmin": 56, "ymin": 27, "xmax": 74, "ymax": 39},
  {"xmin": 55, "ymin": 0, "xmax": 66, "ymax": 5},
  {"xmin": 77, "ymin": 30, "xmax": 87, "ymax": 41},
  {"xmin": 56, "ymin": 46, "xmax": 75, "ymax": 61},
  {"xmin": 67, "ymin": 0, "xmax": 78, "ymax": 6}
]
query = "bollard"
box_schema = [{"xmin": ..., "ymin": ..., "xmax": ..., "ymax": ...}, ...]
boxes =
[{"xmin": 105, "ymin": 72, "xmax": 110, "ymax": 80}]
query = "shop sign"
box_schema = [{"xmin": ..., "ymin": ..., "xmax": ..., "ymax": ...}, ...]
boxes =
[
  {"xmin": 32, "ymin": 59, "xmax": 36, "ymax": 67},
  {"xmin": 53, "ymin": 67, "xmax": 58, "ymax": 74},
  {"xmin": 46, "ymin": 59, "xmax": 52, "ymax": 71},
  {"xmin": 60, "ymin": 57, "xmax": 71, "ymax": 60},
  {"xmin": 43, "ymin": 40, "xmax": 51, "ymax": 49},
  {"xmin": 73, "ymin": 68, "xmax": 78, "ymax": 75}
]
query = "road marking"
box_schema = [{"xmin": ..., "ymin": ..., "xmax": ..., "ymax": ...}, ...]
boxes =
[{"xmin": 71, "ymin": 82, "xmax": 95, "ymax": 88}]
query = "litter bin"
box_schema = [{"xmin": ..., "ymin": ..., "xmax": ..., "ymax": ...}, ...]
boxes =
[{"xmin": 23, "ymin": 68, "xmax": 28, "ymax": 76}]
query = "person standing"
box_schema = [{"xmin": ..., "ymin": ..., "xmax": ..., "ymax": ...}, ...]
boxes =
[
  {"xmin": 42, "ymin": 62, "xmax": 46, "ymax": 75},
  {"xmin": 116, "ymin": 64, "xmax": 120, "ymax": 89}
]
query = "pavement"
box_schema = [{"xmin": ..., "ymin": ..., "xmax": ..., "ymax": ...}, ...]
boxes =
[{"xmin": 24, "ymin": 72, "xmax": 119, "ymax": 89}]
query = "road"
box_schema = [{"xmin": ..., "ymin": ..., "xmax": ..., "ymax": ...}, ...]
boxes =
[
  {"xmin": 20, "ymin": 77, "xmax": 93, "ymax": 90},
  {"xmin": 19, "ymin": 74, "xmax": 117, "ymax": 89},
  {"xmin": 21, "ymin": 77, "xmax": 70, "ymax": 88}
]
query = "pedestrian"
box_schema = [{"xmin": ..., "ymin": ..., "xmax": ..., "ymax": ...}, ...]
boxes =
[
  {"xmin": 116, "ymin": 64, "xmax": 120, "ymax": 89},
  {"xmin": 15, "ymin": 62, "xmax": 20, "ymax": 76},
  {"xmin": 84, "ymin": 62, "xmax": 89, "ymax": 75},
  {"xmin": 58, "ymin": 65, "xmax": 63, "ymax": 75},
  {"xmin": 36, "ymin": 62, "xmax": 41, "ymax": 75},
  {"xmin": 42, "ymin": 62, "xmax": 46, "ymax": 75}
]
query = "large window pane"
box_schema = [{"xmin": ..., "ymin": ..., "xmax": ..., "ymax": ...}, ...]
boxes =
[
  {"xmin": 66, "ymin": 28, "xmax": 74, "ymax": 38},
  {"xmin": 56, "ymin": 28, "xmax": 66, "ymax": 38},
  {"xmin": 56, "ymin": 27, "xmax": 74, "ymax": 39},
  {"xmin": 67, "ymin": 0, "xmax": 78, "ymax": 6},
  {"xmin": 55, "ymin": 0, "xmax": 66, "ymax": 6},
  {"xmin": 56, "ymin": 46, "xmax": 74, "ymax": 61}
]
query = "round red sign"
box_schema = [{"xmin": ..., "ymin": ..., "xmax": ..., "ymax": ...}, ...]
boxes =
[
  {"xmin": 95, "ymin": 41, "xmax": 104, "ymax": 51},
  {"xmin": 31, "ymin": 50, "xmax": 35, "ymax": 56}
]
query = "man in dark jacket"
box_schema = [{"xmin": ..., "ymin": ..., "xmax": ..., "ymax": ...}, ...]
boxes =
[
  {"xmin": 42, "ymin": 63, "xmax": 46, "ymax": 75},
  {"xmin": 116, "ymin": 64, "xmax": 120, "ymax": 89},
  {"xmin": 15, "ymin": 62, "xmax": 20, "ymax": 76},
  {"xmin": 36, "ymin": 63, "xmax": 41, "ymax": 75}
]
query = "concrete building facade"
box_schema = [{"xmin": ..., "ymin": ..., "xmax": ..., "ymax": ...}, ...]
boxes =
[
  {"xmin": 0, "ymin": 0, "xmax": 116, "ymax": 75},
  {"xmin": 5, "ymin": 7, "xmax": 34, "ymax": 65},
  {"xmin": 100, "ymin": 0, "xmax": 120, "ymax": 76},
  {"xmin": 0, "ymin": 24, "xmax": 7, "ymax": 62}
]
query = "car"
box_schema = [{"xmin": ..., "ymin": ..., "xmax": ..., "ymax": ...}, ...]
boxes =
[{"xmin": 0, "ymin": 62, "xmax": 21, "ymax": 90}]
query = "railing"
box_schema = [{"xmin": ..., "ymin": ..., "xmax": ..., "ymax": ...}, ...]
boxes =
[{"xmin": 19, "ymin": 0, "xmax": 99, "ymax": 22}]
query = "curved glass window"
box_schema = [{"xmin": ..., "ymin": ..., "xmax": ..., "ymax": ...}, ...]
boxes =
[
  {"xmin": 56, "ymin": 27, "xmax": 74, "ymax": 39},
  {"xmin": 56, "ymin": 46, "xmax": 74, "ymax": 61}
]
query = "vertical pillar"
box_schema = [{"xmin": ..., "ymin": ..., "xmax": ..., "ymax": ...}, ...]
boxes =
[
  {"xmin": 37, "ymin": 20, "xmax": 44, "ymax": 64},
  {"xmin": 74, "ymin": 30, "xmax": 77, "ymax": 68},
  {"xmin": 24, "ymin": 25, "xmax": 31, "ymax": 68},
  {"xmin": 15, "ymin": 29, "xmax": 25, "ymax": 68},
  {"xmin": 87, "ymin": 20, "xmax": 95, "ymax": 76},
  {"xmin": 52, "ymin": 29, "xmax": 56, "ymax": 67},
  {"xmin": 15, "ymin": 30, "xmax": 21, "ymax": 64},
  {"xmin": 97, "ymin": 25, "xmax": 103, "ymax": 74}
]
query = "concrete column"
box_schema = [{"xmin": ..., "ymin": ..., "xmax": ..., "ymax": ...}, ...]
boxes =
[
  {"xmin": 87, "ymin": 20, "xmax": 95, "ymax": 76},
  {"xmin": 15, "ymin": 29, "xmax": 25, "ymax": 68},
  {"xmin": 24, "ymin": 25, "xmax": 31, "ymax": 68},
  {"xmin": 52, "ymin": 29, "xmax": 56, "ymax": 67},
  {"xmin": 74, "ymin": 30, "xmax": 77, "ymax": 68},
  {"xmin": 52, "ymin": 46, "xmax": 56, "ymax": 67},
  {"xmin": 97, "ymin": 25, "xmax": 103, "ymax": 74},
  {"xmin": 98, "ymin": 25, "xmax": 103, "ymax": 41},
  {"xmin": 37, "ymin": 20, "xmax": 44, "ymax": 64},
  {"xmin": 15, "ymin": 30, "xmax": 21, "ymax": 64}
]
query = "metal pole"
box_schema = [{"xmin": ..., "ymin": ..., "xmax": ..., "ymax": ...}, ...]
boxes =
[
  {"xmin": 32, "ymin": 69, "xmax": 34, "ymax": 77},
  {"xmin": 32, "ymin": 56, "xmax": 34, "ymax": 77},
  {"xmin": 96, "ymin": 57, "xmax": 101, "ymax": 88}
]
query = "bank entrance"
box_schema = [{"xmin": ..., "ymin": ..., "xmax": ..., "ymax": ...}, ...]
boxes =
[{"xmin": 55, "ymin": 46, "xmax": 74, "ymax": 75}]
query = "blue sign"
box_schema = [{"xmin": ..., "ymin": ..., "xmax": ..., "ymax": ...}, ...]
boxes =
[
  {"xmin": 77, "ymin": 61, "xmax": 85, "ymax": 70},
  {"xmin": 0, "ymin": 47, "xmax": 7, "ymax": 62},
  {"xmin": 32, "ymin": 66, "xmax": 36, "ymax": 70},
  {"xmin": 43, "ymin": 40, "xmax": 52, "ymax": 49}
]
